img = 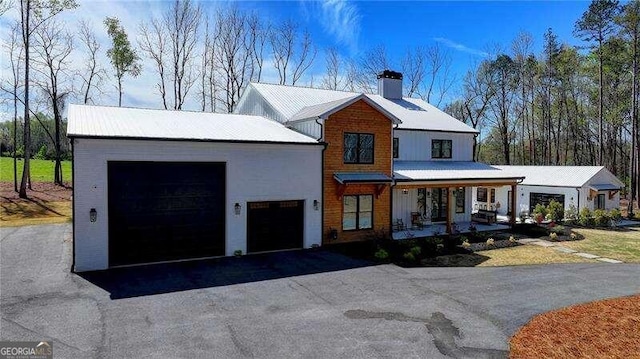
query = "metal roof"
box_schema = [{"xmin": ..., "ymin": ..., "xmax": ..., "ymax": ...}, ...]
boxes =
[
  {"xmin": 288, "ymin": 94, "xmax": 401, "ymax": 124},
  {"xmin": 248, "ymin": 83, "xmax": 478, "ymax": 133},
  {"xmin": 67, "ymin": 104, "xmax": 318, "ymax": 144},
  {"xmin": 589, "ymin": 183, "xmax": 622, "ymax": 191},
  {"xmin": 494, "ymin": 166, "xmax": 623, "ymax": 187},
  {"xmin": 333, "ymin": 172, "xmax": 394, "ymax": 184},
  {"xmin": 394, "ymin": 161, "xmax": 524, "ymax": 182}
]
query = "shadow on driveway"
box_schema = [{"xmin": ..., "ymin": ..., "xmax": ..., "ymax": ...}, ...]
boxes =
[{"xmin": 77, "ymin": 249, "xmax": 374, "ymax": 299}]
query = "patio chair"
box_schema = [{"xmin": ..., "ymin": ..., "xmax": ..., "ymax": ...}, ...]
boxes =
[
  {"xmin": 411, "ymin": 212, "xmax": 424, "ymax": 230},
  {"xmin": 393, "ymin": 218, "xmax": 406, "ymax": 232}
]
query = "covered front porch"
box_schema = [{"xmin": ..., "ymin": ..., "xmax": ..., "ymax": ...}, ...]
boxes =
[
  {"xmin": 392, "ymin": 221, "xmax": 511, "ymax": 240},
  {"xmin": 392, "ymin": 161, "xmax": 525, "ymax": 237}
]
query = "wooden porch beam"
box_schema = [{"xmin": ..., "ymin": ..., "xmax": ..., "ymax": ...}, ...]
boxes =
[{"xmin": 395, "ymin": 181, "xmax": 520, "ymax": 189}]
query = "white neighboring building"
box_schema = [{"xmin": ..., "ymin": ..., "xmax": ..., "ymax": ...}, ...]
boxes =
[
  {"xmin": 471, "ymin": 166, "xmax": 624, "ymax": 217},
  {"xmin": 68, "ymin": 104, "xmax": 323, "ymax": 272}
]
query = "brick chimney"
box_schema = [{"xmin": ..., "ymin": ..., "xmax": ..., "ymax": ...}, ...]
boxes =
[{"xmin": 377, "ymin": 70, "xmax": 403, "ymax": 99}]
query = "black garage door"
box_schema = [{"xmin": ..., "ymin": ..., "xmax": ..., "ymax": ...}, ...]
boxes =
[
  {"xmin": 247, "ymin": 200, "xmax": 304, "ymax": 253},
  {"xmin": 529, "ymin": 192, "xmax": 565, "ymax": 213},
  {"xmin": 108, "ymin": 161, "xmax": 225, "ymax": 266}
]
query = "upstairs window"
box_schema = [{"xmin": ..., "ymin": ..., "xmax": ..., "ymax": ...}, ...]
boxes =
[
  {"xmin": 344, "ymin": 133, "xmax": 374, "ymax": 164},
  {"xmin": 432, "ymin": 139, "xmax": 452, "ymax": 159},
  {"xmin": 393, "ymin": 138, "xmax": 399, "ymax": 159}
]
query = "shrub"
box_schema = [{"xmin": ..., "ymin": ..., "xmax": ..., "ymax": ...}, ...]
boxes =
[
  {"xmin": 570, "ymin": 232, "xmax": 577, "ymax": 240},
  {"xmin": 564, "ymin": 205, "xmax": 578, "ymax": 224},
  {"xmin": 34, "ymin": 145, "xmax": 47, "ymax": 160},
  {"xmin": 549, "ymin": 232, "xmax": 558, "ymax": 240},
  {"xmin": 403, "ymin": 251, "xmax": 416, "ymax": 262},
  {"xmin": 509, "ymin": 235, "xmax": 516, "ymax": 243},
  {"xmin": 486, "ymin": 238, "xmax": 495, "ymax": 246},
  {"xmin": 410, "ymin": 246, "xmax": 421, "ymax": 257},
  {"xmin": 547, "ymin": 200, "xmax": 564, "ymax": 222},
  {"xmin": 533, "ymin": 203, "xmax": 548, "ymax": 217},
  {"xmin": 593, "ymin": 209, "xmax": 610, "ymax": 227},
  {"xmin": 233, "ymin": 250, "xmax": 243, "ymax": 256},
  {"xmin": 579, "ymin": 207, "xmax": 594, "ymax": 227},
  {"xmin": 609, "ymin": 208, "xmax": 622, "ymax": 222},
  {"xmin": 461, "ymin": 240, "xmax": 471, "ymax": 249},
  {"xmin": 374, "ymin": 248, "xmax": 389, "ymax": 261}
]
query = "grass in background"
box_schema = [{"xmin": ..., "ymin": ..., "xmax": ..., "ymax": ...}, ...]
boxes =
[{"xmin": 0, "ymin": 157, "xmax": 71, "ymax": 183}]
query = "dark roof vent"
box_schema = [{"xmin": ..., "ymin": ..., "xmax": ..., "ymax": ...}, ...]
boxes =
[{"xmin": 377, "ymin": 70, "xmax": 403, "ymax": 80}]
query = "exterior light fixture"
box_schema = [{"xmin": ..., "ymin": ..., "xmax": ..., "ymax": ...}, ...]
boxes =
[
  {"xmin": 89, "ymin": 208, "xmax": 97, "ymax": 222},
  {"xmin": 234, "ymin": 203, "xmax": 241, "ymax": 215},
  {"xmin": 313, "ymin": 200, "xmax": 319, "ymax": 211},
  {"xmin": 402, "ymin": 189, "xmax": 409, "ymax": 194}
]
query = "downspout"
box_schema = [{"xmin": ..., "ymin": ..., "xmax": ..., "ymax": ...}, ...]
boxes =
[
  {"xmin": 391, "ymin": 123, "xmax": 399, "ymax": 234},
  {"xmin": 71, "ymin": 138, "xmax": 75, "ymax": 272},
  {"xmin": 316, "ymin": 117, "xmax": 327, "ymax": 245},
  {"xmin": 576, "ymin": 188, "xmax": 580, "ymax": 211}
]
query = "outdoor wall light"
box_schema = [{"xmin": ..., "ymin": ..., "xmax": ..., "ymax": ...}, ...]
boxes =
[
  {"xmin": 313, "ymin": 200, "xmax": 319, "ymax": 211},
  {"xmin": 89, "ymin": 208, "xmax": 97, "ymax": 222},
  {"xmin": 402, "ymin": 189, "xmax": 409, "ymax": 195},
  {"xmin": 234, "ymin": 203, "xmax": 241, "ymax": 215}
]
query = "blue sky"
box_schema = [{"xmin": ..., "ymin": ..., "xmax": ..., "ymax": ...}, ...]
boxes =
[{"xmin": 0, "ymin": 0, "xmax": 593, "ymax": 113}]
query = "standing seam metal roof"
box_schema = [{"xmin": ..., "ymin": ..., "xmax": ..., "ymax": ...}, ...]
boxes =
[
  {"xmin": 249, "ymin": 83, "xmax": 478, "ymax": 133},
  {"xmin": 66, "ymin": 104, "xmax": 318, "ymax": 144}
]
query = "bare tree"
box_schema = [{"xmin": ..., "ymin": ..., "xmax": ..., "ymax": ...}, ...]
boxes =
[
  {"xmin": 78, "ymin": 20, "xmax": 105, "ymax": 104},
  {"xmin": 270, "ymin": 19, "xmax": 316, "ymax": 85},
  {"xmin": 0, "ymin": 0, "xmax": 12, "ymax": 15},
  {"xmin": 248, "ymin": 14, "xmax": 269, "ymax": 82},
  {"xmin": 321, "ymin": 47, "xmax": 341, "ymax": 90},
  {"xmin": 357, "ymin": 44, "xmax": 391, "ymax": 93},
  {"xmin": 213, "ymin": 6, "xmax": 253, "ymax": 112},
  {"xmin": 402, "ymin": 46, "xmax": 426, "ymax": 97},
  {"xmin": 1, "ymin": 22, "xmax": 23, "ymax": 191},
  {"xmin": 17, "ymin": 0, "xmax": 77, "ymax": 198},
  {"xmin": 139, "ymin": 0, "xmax": 201, "ymax": 110},
  {"xmin": 32, "ymin": 19, "xmax": 73, "ymax": 185}
]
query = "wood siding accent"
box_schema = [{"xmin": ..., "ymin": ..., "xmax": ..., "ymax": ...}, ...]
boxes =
[{"xmin": 322, "ymin": 99, "xmax": 393, "ymax": 244}]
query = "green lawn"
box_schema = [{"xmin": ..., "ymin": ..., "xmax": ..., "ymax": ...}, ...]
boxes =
[
  {"xmin": 562, "ymin": 226, "xmax": 640, "ymax": 263},
  {"xmin": 0, "ymin": 157, "xmax": 71, "ymax": 183}
]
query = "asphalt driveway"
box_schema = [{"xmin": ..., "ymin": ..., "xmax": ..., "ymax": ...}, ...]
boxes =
[{"xmin": 1, "ymin": 224, "xmax": 639, "ymax": 358}]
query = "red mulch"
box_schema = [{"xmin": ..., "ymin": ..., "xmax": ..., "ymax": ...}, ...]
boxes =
[
  {"xmin": 510, "ymin": 295, "xmax": 640, "ymax": 359},
  {"xmin": 0, "ymin": 182, "xmax": 72, "ymax": 203}
]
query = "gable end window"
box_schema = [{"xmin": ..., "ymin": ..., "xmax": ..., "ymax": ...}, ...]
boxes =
[
  {"xmin": 344, "ymin": 133, "xmax": 374, "ymax": 164},
  {"xmin": 393, "ymin": 137, "xmax": 399, "ymax": 159},
  {"xmin": 343, "ymin": 195, "xmax": 373, "ymax": 230},
  {"xmin": 431, "ymin": 139, "xmax": 452, "ymax": 159}
]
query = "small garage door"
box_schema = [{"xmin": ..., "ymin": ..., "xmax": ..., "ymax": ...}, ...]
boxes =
[
  {"xmin": 108, "ymin": 161, "xmax": 225, "ymax": 267},
  {"xmin": 247, "ymin": 200, "xmax": 304, "ymax": 253}
]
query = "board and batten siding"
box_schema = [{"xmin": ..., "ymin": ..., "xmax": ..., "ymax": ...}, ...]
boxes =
[
  {"xmin": 73, "ymin": 138, "xmax": 322, "ymax": 272},
  {"xmin": 234, "ymin": 87, "xmax": 287, "ymax": 123},
  {"xmin": 393, "ymin": 129, "xmax": 475, "ymax": 161},
  {"xmin": 289, "ymin": 120, "xmax": 322, "ymax": 140},
  {"xmin": 392, "ymin": 187, "xmax": 471, "ymax": 226}
]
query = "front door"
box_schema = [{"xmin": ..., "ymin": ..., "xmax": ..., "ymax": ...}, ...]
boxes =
[{"xmin": 431, "ymin": 188, "xmax": 448, "ymax": 222}]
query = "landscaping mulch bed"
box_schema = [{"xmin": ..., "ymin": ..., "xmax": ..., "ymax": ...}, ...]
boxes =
[
  {"xmin": 0, "ymin": 182, "xmax": 72, "ymax": 203},
  {"xmin": 468, "ymin": 239, "xmax": 522, "ymax": 252},
  {"xmin": 510, "ymin": 294, "xmax": 640, "ymax": 358}
]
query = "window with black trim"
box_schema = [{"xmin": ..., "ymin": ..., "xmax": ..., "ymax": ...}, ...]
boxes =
[
  {"xmin": 393, "ymin": 137, "xmax": 399, "ymax": 158},
  {"xmin": 343, "ymin": 195, "xmax": 373, "ymax": 230},
  {"xmin": 344, "ymin": 133, "xmax": 374, "ymax": 164},
  {"xmin": 490, "ymin": 188, "xmax": 496, "ymax": 203},
  {"xmin": 455, "ymin": 187, "xmax": 465, "ymax": 213},
  {"xmin": 431, "ymin": 139, "xmax": 452, "ymax": 159},
  {"xmin": 477, "ymin": 188, "xmax": 488, "ymax": 202}
]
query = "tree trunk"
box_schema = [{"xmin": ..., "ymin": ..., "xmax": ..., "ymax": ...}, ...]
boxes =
[{"xmin": 19, "ymin": 0, "xmax": 31, "ymax": 199}]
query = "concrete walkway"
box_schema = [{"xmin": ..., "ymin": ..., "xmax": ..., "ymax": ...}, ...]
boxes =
[{"xmin": 519, "ymin": 238, "xmax": 624, "ymax": 264}]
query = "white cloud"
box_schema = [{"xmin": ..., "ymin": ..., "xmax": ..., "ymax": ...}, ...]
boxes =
[
  {"xmin": 305, "ymin": 0, "xmax": 362, "ymax": 55},
  {"xmin": 433, "ymin": 37, "xmax": 489, "ymax": 58}
]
